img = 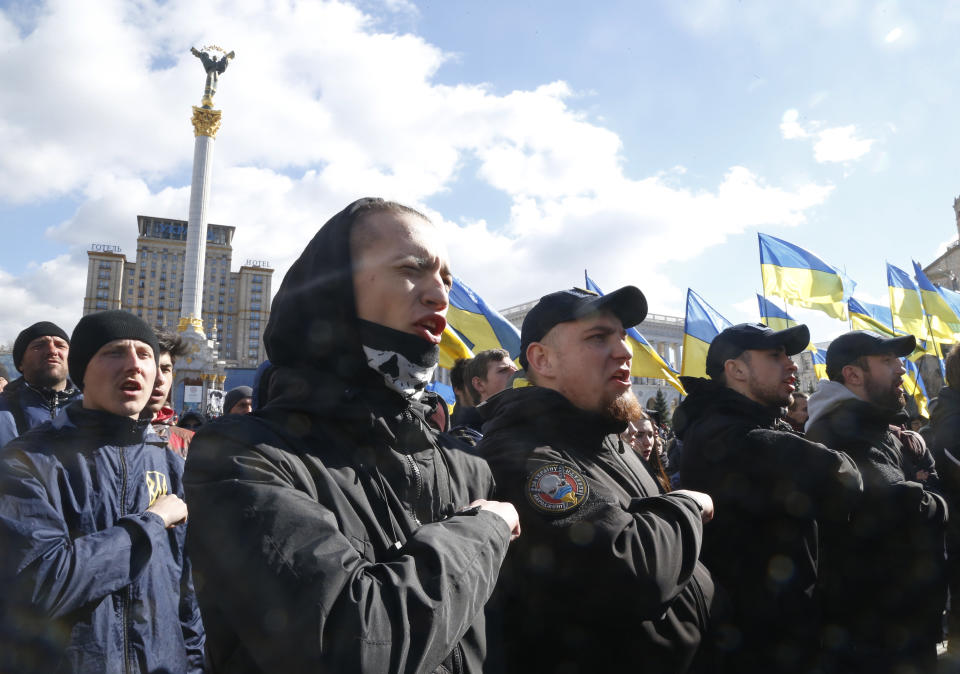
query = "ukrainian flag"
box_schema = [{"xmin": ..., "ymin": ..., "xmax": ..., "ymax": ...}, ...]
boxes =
[
  {"xmin": 758, "ymin": 294, "xmax": 820, "ymax": 366},
  {"xmin": 912, "ymin": 261, "xmax": 960, "ymax": 346},
  {"xmin": 811, "ymin": 349, "xmax": 828, "ymax": 381},
  {"xmin": 757, "ymin": 294, "xmax": 798, "ymax": 331},
  {"xmin": 887, "ymin": 263, "xmax": 936, "ymax": 356},
  {"xmin": 938, "ymin": 284, "xmax": 960, "ymax": 324},
  {"xmin": 848, "ymin": 297, "xmax": 897, "ymax": 337},
  {"xmin": 681, "ymin": 289, "xmax": 733, "ymax": 378},
  {"xmin": 438, "ymin": 326, "xmax": 473, "ymax": 370},
  {"xmin": 903, "ymin": 357, "xmax": 930, "ymax": 419},
  {"xmin": 758, "ymin": 233, "xmax": 854, "ymax": 321},
  {"xmin": 585, "ymin": 273, "xmax": 685, "ymax": 394},
  {"xmin": 447, "ymin": 277, "xmax": 521, "ymax": 360}
]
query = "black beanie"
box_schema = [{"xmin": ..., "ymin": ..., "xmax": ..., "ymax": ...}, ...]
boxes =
[
  {"xmin": 13, "ymin": 321, "xmax": 70, "ymax": 372},
  {"xmin": 68, "ymin": 311, "xmax": 160, "ymax": 389},
  {"xmin": 223, "ymin": 386, "xmax": 253, "ymax": 414}
]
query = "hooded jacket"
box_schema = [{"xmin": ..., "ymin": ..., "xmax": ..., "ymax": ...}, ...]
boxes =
[
  {"xmin": 0, "ymin": 402, "xmax": 205, "ymax": 674},
  {"xmin": 673, "ymin": 377, "xmax": 862, "ymax": 674},
  {"xmin": 806, "ymin": 380, "xmax": 947, "ymax": 671},
  {"xmin": 478, "ymin": 385, "xmax": 714, "ymax": 674},
  {"xmin": 927, "ymin": 385, "xmax": 960, "ymax": 651},
  {"xmin": 183, "ymin": 199, "xmax": 511, "ymax": 674},
  {"xmin": 0, "ymin": 375, "xmax": 81, "ymax": 448}
]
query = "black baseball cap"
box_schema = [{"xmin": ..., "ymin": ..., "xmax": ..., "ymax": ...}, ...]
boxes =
[
  {"xmin": 520, "ymin": 286, "xmax": 647, "ymax": 370},
  {"xmin": 706, "ymin": 323, "xmax": 810, "ymax": 379},
  {"xmin": 825, "ymin": 331, "xmax": 916, "ymax": 381}
]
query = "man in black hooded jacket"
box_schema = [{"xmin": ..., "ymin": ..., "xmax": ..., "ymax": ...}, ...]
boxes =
[
  {"xmin": 479, "ymin": 286, "xmax": 715, "ymax": 674},
  {"xmin": 807, "ymin": 331, "xmax": 947, "ymax": 674},
  {"xmin": 929, "ymin": 343, "xmax": 960, "ymax": 660},
  {"xmin": 183, "ymin": 198, "xmax": 520, "ymax": 673},
  {"xmin": 674, "ymin": 323, "xmax": 862, "ymax": 674}
]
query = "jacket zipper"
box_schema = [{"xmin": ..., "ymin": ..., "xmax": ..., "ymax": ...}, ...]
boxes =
[
  {"xmin": 119, "ymin": 446, "xmax": 132, "ymax": 674},
  {"xmin": 404, "ymin": 452, "xmax": 423, "ymax": 527},
  {"xmin": 452, "ymin": 642, "xmax": 464, "ymax": 674},
  {"xmin": 399, "ymin": 409, "xmax": 425, "ymax": 526}
]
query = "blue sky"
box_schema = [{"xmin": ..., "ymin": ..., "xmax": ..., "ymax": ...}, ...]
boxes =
[{"xmin": 0, "ymin": 0, "xmax": 958, "ymax": 347}]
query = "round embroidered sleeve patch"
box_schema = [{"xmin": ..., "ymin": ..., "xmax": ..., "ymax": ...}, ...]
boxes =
[{"xmin": 525, "ymin": 463, "xmax": 589, "ymax": 514}]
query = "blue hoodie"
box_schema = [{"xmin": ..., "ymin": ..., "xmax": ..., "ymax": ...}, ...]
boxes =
[{"xmin": 0, "ymin": 401, "xmax": 205, "ymax": 673}]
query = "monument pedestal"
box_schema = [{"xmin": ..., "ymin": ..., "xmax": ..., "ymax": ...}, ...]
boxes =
[{"xmin": 173, "ymin": 317, "xmax": 226, "ymax": 415}]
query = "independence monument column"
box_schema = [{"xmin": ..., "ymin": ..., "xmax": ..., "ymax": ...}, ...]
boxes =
[{"xmin": 179, "ymin": 45, "xmax": 235, "ymax": 336}]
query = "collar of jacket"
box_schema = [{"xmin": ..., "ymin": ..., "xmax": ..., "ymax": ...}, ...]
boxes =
[
  {"xmin": 479, "ymin": 385, "xmax": 626, "ymax": 448},
  {"xmin": 672, "ymin": 376, "xmax": 784, "ymax": 439},
  {"xmin": 56, "ymin": 400, "xmax": 153, "ymax": 444},
  {"xmin": 259, "ymin": 364, "xmax": 442, "ymax": 451},
  {"xmin": 811, "ymin": 396, "xmax": 900, "ymax": 444},
  {"xmin": 7, "ymin": 375, "xmax": 79, "ymax": 409}
]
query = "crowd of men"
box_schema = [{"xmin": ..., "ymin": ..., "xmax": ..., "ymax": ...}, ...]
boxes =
[{"xmin": 0, "ymin": 196, "xmax": 958, "ymax": 673}]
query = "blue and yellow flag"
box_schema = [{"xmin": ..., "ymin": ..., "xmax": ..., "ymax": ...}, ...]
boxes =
[
  {"xmin": 757, "ymin": 295, "xmax": 820, "ymax": 366},
  {"xmin": 938, "ymin": 285, "xmax": 960, "ymax": 325},
  {"xmin": 887, "ymin": 263, "xmax": 936, "ymax": 356},
  {"xmin": 811, "ymin": 348, "xmax": 828, "ymax": 380},
  {"xmin": 447, "ymin": 277, "xmax": 521, "ymax": 361},
  {"xmin": 758, "ymin": 233, "xmax": 854, "ymax": 321},
  {"xmin": 757, "ymin": 294, "xmax": 798, "ymax": 331},
  {"xmin": 913, "ymin": 261, "xmax": 960, "ymax": 346},
  {"xmin": 903, "ymin": 357, "xmax": 930, "ymax": 419},
  {"xmin": 438, "ymin": 326, "xmax": 474, "ymax": 370},
  {"xmin": 848, "ymin": 297, "xmax": 896, "ymax": 337},
  {"xmin": 681, "ymin": 289, "xmax": 733, "ymax": 378},
  {"xmin": 585, "ymin": 273, "xmax": 685, "ymax": 394}
]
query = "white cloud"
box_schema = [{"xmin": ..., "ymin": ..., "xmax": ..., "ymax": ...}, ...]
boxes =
[
  {"xmin": 885, "ymin": 27, "xmax": 903, "ymax": 42},
  {"xmin": 0, "ymin": 0, "xmax": 836, "ymax": 342},
  {"xmin": 780, "ymin": 109, "xmax": 809, "ymax": 140},
  {"xmin": 780, "ymin": 108, "xmax": 877, "ymax": 163},
  {"xmin": 812, "ymin": 125, "xmax": 875, "ymax": 163}
]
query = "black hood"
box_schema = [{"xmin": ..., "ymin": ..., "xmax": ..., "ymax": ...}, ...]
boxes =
[
  {"xmin": 672, "ymin": 376, "xmax": 784, "ymax": 439},
  {"xmin": 264, "ymin": 198, "xmax": 371, "ymax": 380},
  {"xmin": 259, "ymin": 198, "xmax": 434, "ymax": 423}
]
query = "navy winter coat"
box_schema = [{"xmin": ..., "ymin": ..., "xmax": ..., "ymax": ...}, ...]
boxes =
[
  {"xmin": 0, "ymin": 376, "xmax": 81, "ymax": 448},
  {"xmin": 0, "ymin": 402, "xmax": 205, "ymax": 673}
]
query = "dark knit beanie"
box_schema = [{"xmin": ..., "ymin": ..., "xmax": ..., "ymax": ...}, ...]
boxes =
[
  {"xmin": 68, "ymin": 311, "xmax": 160, "ymax": 389},
  {"xmin": 13, "ymin": 321, "xmax": 70, "ymax": 372},
  {"xmin": 223, "ymin": 386, "xmax": 253, "ymax": 414}
]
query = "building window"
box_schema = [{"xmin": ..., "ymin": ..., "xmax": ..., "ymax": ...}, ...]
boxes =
[{"xmin": 96, "ymin": 301, "xmax": 108, "ymax": 310}]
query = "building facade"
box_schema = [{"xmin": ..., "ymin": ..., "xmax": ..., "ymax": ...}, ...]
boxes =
[{"xmin": 83, "ymin": 215, "xmax": 273, "ymax": 368}]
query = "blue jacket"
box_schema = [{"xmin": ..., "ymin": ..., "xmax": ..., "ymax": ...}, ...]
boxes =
[
  {"xmin": 0, "ymin": 402, "xmax": 205, "ymax": 673},
  {"xmin": 0, "ymin": 376, "xmax": 81, "ymax": 448}
]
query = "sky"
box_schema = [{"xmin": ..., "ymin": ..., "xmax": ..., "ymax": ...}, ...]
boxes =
[{"xmin": 1, "ymin": 0, "xmax": 960, "ymax": 349}]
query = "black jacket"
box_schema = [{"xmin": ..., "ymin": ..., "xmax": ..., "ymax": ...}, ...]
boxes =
[
  {"xmin": 479, "ymin": 386, "xmax": 713, "ymax": 674},
  {"xmin": 928, "ymin": 385, "xmax": 960, "ymax": 649},
  {"xmin": 183, "ymin": 199, "xmax": 511, "ymax": 673},
  {"xmin": 674, "ymin": 377, "xmax": 863, "ymax": 674},
  {"xmin": 806, "ymin": 382, "xmax": 947, "ymax": 671}
]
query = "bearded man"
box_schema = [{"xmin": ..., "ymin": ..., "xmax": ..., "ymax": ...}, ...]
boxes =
[
  {"xmin": 806, "ymin": 331, "xmax": 946, "ymax": 674},
  {"xmin": 675, "ymin": 323, "xmax": 863, "ymax": 674},
  {"xmin": 478, "ymin": 286, "xmax": 715, "ymax": 673}
]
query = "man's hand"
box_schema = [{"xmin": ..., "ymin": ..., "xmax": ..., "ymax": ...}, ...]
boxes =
[
  {"xmin": 147, "ymin": 494, "xmax": 188, "ymax": 528},
  {"xmin": 470, "ymin": 499, "xmax": 521, "ymax": 541},
  {"xmin": 672, "ymin": 489, "xmax": 715, "ymax": 524}
]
